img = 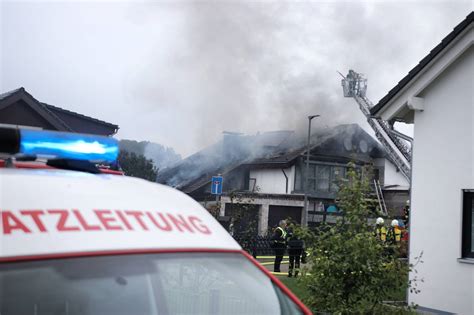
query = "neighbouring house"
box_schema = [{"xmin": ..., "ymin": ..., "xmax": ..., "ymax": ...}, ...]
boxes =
[
  {"xmin": 370, "ymin": 12, "xmax": 473, "ymax": 314},
  {"xmin": 0, "ymin": 87, "xmax": 118, "ymax": 135},
  {"xmin": 157, "ymin": 124, "xmax": 409, "ymax": 236}
]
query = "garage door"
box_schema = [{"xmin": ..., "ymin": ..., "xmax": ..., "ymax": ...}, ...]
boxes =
[{"xmin": 268, "ymin": 205, "xmax": 302, "ymax": 229}]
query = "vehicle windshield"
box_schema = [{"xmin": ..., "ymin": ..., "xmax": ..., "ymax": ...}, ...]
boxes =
[{"xmin": 0, "ymin": 252, "xmax": 303, "ymax": 315}]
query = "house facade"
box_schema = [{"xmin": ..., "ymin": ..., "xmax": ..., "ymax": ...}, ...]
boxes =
[
  {"xmin": 371, "ymin": 12, "xmax": 473, "ymax": 314},
  {"xmin": 218, "ymin": 127, "xmax": 409, "ymax": 235},
  {"xmin": 157, "ymin": 124, "xmax": 409, "ymax": 236}
]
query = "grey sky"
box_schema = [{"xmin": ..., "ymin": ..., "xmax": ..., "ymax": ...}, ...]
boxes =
[{"xmin": 1, "ymin": 0, "xmax": 471, "ymax": 157}]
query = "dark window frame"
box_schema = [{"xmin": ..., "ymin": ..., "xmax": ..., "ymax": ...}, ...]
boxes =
[
  {"xmin": 462, "ymin": 190, "xmax": 474, "ymax": 259},
  {"xmin": 305, "ymin": 162, "xmax": 348, "ymax": 194}
]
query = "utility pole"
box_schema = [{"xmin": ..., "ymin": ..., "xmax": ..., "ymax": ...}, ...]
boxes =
[{"xmin": 303, "ymin": 115, "xmax": 320, "ymax": 227}]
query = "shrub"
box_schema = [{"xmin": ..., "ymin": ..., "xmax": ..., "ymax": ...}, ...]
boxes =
[{"xmin": 301, "ymin": 164, "xmax": 418, "ymax": 314}]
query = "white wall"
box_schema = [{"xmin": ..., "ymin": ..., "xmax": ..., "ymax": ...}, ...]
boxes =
[
  {"xmin": 384, "ymin": 159, "xmax": 410, "ymax": 188},
  {"xmin": 374, "ymin": 158, "xmax": 410, "ymax": 189},
  {"xmin": 409, "ymin": 46, "xmax": 474, "ymax": 314},
  {"xmin": 249, "ymin": 166, "xmax": 295, "ymax": 195}
]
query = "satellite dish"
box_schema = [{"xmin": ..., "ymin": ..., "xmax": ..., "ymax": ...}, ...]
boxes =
[
  {"xmin": 359, "ymin": 140, "xmax": 368, "ymax": 153},
  {"xmin": 343, "ymin": 138, "xmax": 352, "ymax": 151}
]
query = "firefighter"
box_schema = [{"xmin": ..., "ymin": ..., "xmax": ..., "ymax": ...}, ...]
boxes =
[
  {"xmin": 374, "ymin": 217, "xmax": 387, "ymax": 242},
  {"xmin": 403, "ymin": 200, "xmax": 410, "ymax": 226},
  {"xmin": 271, "ymin": 220, "xmax": 287, "ymax": 272},
  {"xmin": 286, "ymin": 229, "xmax": 305, "ymax": 278},
  {"xmin": 387, "ymin": 219, "xmax": 402, "ymax": 245}
]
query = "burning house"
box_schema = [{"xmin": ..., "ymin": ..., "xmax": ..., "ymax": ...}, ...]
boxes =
[{"xmin": 157, "ymin": 123, "xmax": 409, "ymax": 235}]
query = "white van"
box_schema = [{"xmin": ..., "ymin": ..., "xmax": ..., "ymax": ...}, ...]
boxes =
[{"xmin": 0, "ymin": 127, "xmax": 311, "ymax": 315}]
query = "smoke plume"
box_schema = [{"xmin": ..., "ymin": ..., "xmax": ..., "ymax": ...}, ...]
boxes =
[{"xmin": 129, "ymin": 1, "xmax": 468, "ymax": 156}]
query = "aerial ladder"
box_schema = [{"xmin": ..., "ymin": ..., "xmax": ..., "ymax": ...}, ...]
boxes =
[{"xmin": 340, "ymin": 70, "xmax": 412, "ymax": 184}]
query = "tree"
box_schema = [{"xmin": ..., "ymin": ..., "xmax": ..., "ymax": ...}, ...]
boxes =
[
  {"xmin": 119, "ymin": 139, "xmax": 181, "ymax": 169},
  {"xmin": 226, "ymin": 191, "xmax": 260, "ymax": 254},
  {"xmin": 301, "ymin": 163, "xmax": 420, "ymax": 314},
  {"xmin": 118, "ymin": 150, "xmax": 158, "ymax": 181}
]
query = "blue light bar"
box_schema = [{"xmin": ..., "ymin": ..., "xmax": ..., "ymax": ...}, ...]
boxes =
[{"xmin": 19, "ymin": 129, "xmax": 119, "ymax": 163}]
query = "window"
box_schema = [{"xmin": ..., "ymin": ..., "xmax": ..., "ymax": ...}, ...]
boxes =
[
  {"xmin": 0, "ymin": 253, "xmax": 303, "ymax": 315},
  {"xmin": 331, "ymin": 166, "xmax": 345, "ymax": 192},
  {"xmin": 307, "ymin": 164, "xmax": 345, "ymax": 193},
  {"xmin": 294, "ymin": 165, "xmax": 302, "ymax": 191},
  {"xmin": 462, "ymin": 190, "xmax": 474, "ymax": 258},
  {"xmin": 316, "ymin": 165, "xmax": 330, "ymax": 192},
  {"xmin": 296, "ymin": 163, "xmax": 347, "ymax": 193}
]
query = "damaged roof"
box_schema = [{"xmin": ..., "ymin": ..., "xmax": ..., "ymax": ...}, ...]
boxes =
[
  {"xmin": 245, "ymin": 124, "xmax": 384, "ymax": 168},
  {"xmin": 156, "ymin": 130, "xmax": 296, "ymax": 192},
  {"xmin": 157, "ymin": 124, "xmax": 385, "ymax": 194},
  {"xmin": 371, "ymin": 11, "xmax": 474, "ymax": 116}
]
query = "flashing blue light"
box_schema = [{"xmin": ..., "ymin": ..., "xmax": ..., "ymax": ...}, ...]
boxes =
[{"xmin": 19, "ymin": 129, "xmax": 119, "ymax": 163}]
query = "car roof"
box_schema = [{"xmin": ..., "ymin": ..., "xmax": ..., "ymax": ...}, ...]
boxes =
[{"xmin": 0, "ymin": 168, "xmax": 240, "ymax": 261}]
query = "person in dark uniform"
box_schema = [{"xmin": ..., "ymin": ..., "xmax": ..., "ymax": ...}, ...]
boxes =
[
  {"xmin": 286, "ymin": 229, "xmax": 305, "ymax": 278},
  {"xmin": 271, "ymin": 220, "xmax": 287, "ymax": 272},
  {"xmin": 402, "ymin": 200, "xmax": 410, "ymax": 227}
]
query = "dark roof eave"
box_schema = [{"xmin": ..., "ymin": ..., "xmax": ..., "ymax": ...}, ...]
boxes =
[
  {"xmin": 371, "ymin": 11, "xmax": 474, "ymax": 116},
  {"xmin": 42, "ymin": 103, "xmax": 119, "ymax": 130},
  {"xmin": 0, "ymin": 87, "xmax": 24, "ymax": 103},
  {"xmin": 0, "ymin": 87, "xmax": 119, "ymax": 134},
  {"xmin": 244, "ymin": 159, "xmax": 297, "ymax": 169},
  {"xmin": 181, "ymin": 162, "xmax": 247, "ymax": 193}
]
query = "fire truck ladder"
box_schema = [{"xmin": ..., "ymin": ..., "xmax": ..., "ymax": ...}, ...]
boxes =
[
  {"xmin": 340, "ymin": 70, "xmax": 412, "ymax": 183},
  {"xmin": 374, "ymin": 179, "xmax": 388, "ymax": 215}
]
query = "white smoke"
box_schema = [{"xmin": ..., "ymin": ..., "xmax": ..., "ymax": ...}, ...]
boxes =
[{"xmin": 129, "ymin": 1, "xmax": 469, "ymax": 156}]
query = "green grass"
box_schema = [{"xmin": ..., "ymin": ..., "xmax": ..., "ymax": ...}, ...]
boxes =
[
  {"xmin": 277, "ymin": 276, "xmax": 310, "ymax": 301},
  {"xmin": 277, "ymin": 275, "xmax": 407, "ymax": 303}
]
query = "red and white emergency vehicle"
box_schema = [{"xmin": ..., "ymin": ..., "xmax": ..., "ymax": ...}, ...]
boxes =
[{"xmin": 0, "ymin": 127, "xmax": 311, "ymax": 315}]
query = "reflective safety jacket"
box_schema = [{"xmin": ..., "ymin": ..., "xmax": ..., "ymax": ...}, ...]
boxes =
[
  {"xmin": 276, "ymin": 227, "xmax": 287, "ymax": 240},
  {"xmin": 375, "ymin": 226, "xmax": 387, "ymax": 242},
  {"xmin": 272, "ymin": 227, "xmax": 287, "ymax": 246},
  {"xmin": 387, "ymin": 226, "xmax": 402, "ymax": 244}
]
